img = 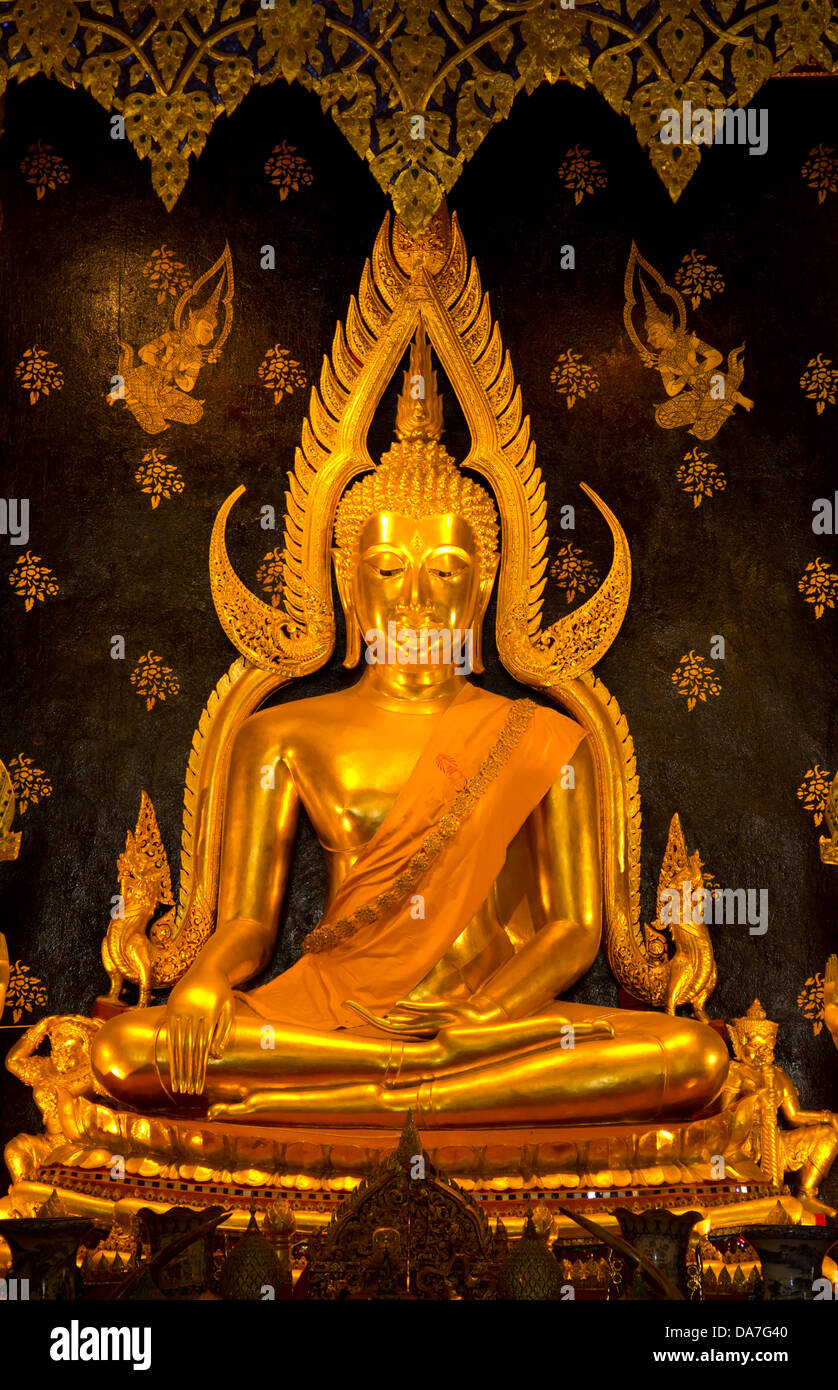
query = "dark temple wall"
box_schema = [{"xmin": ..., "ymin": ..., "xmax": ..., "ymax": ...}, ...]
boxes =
[{"xmin": 1, "ymin": 74, "xmax": 836, "ymax": 1175}]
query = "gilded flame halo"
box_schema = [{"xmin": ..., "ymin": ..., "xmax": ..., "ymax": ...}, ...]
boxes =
[{"xmin": 209, "ymin": 204, "xmax": 630, "ymax": 684}]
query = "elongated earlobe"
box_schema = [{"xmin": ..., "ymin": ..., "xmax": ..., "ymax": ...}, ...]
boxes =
[
  {"xmin": 471, "ymin": 610, "xmax": 485, "ymax": 674},
  {"xmin": 332, "ymin": 547, "xmax": 362, "ymax": 668},
  {"xmin": 471, "ymin": 557, "xmax": 499, "ymax": 674}
]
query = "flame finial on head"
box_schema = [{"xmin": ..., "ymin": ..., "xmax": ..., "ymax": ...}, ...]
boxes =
[{"xmin": 395, "ymin": 320, "xmax": 444, "ymax": 444}]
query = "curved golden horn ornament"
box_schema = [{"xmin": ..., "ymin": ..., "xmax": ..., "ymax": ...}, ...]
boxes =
[
  {"xmin": 209, "ymin": 485, "xmax": 335, "ymax": 676},
  {"xmin": 210, "ymin": 203, "xmax": 629, "ymax": 684},
  {"xmin": 495, "ymin": 481, "xmax": 631, "ymax": 685}
]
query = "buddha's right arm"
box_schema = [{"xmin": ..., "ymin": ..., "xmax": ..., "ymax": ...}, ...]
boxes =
[{"xmin": 191, "ymin": 718, "xmax": 301, "ymax": 987}]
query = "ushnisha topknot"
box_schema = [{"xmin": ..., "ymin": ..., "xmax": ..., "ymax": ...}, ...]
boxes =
[{"xmin": 333, "ymin": 321, "xmax": 499, "ymax": 570}]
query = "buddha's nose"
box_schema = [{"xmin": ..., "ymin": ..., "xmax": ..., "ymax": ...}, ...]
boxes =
[{"xmin": 402, "ymin": 560, "xmax": 431, "ymax": 612}]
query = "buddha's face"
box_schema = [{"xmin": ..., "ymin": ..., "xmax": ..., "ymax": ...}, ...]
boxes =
[{"xmin": 353, "ymin": 511, "xmax": 481, "ymax": 672}]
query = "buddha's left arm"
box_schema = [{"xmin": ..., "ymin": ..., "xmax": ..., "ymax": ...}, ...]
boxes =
[{"xmin": 476, "ymin": 733, "xmax": 602, "ymax": 1020}]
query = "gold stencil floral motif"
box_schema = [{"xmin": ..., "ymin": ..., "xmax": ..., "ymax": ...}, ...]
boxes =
[
  {"xmin": 264, "ymin": 141, "xmax": 313, "ymax": 199},
  {"xmin": 550, "ymin": 543, "xmax": 601, "ymax": 604},
  {"xmin": 797, "ymin": 973, "xmax": 825, "ymax": 1036},
  {"xmin": 549, "ymin": 350, "xmax": 599, "ymax": 409},
  {"xmin": 258, "ymin": 345, "xmax": 307, "ymax": 405},
  {"xmin": 674, "ymin": 252, "xmax": 725, "ymax": 311},
  {"xmin": 8, "ymin": 552, "xmax": 59, "ymax": 611},
  {"xmin": 7, "ymin": 756, "xmax": 53, "ymax": 815},
  {"xmin": 557, "ymin": 146, "xmax": 606, "ymax": 204},
  {"xmin": 2, "ymin": 3, "xmax": 833, "ymax": 229},
  {"xmin": 802, "ymin": 145, "xmax": 838, "ymax": 204},
  {"xmin": 676, "ymin": 447, "xmax": 726, "ymax": 507},
  {"xmin": 110, "ymin": 243, "xmax": 234, "ymax": 434},
  {"xmin": 135, "ymin": 449, "xmax": 185, "ymax": 508},
  {"xmin": 130, "ymin": 652, "xmax": 180, "ymax": 711},
  {"xmin": 15, "ymin": 347, "xmax": 64, "ymax": 405},
  {"xmin": 5, "ymin": 960, "xmax": 48, "ymax": 1023},
  {"xmin": 797, "ymin": 765, "xmax": 833, "ymax": 826},
  {"xmin": 671, "ymin": 651, "xmax": 722, "ymax": 713},
  {"xmin": 142, "ymin": 245, "xmax": 192, "ymax": 304},
  {"xmin": 799, "ymin": 354, "xmax": 838, "ymax": 414},
  {"xmin": 624, "ymin": 243, "xmax": 752, "ymax": 442},
  {"xmin": 256, "ymin": 548, "xmax": 284, "ymax": 607},
  {"xmin": 20, "ymin": 140, "xmax": 69, "ymax": 199},
  {"xmin": 798, "ymin": 559, "xmax": 838, "ymax": 620}
]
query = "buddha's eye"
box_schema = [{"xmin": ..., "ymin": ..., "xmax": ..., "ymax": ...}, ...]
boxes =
[
  {"xmin": 427, "ymin": 556, "xmax": 466, "ymax": 580},
  {"xmin": 365, "ymin": 553, "xmax": 404, "ymax": 579}
]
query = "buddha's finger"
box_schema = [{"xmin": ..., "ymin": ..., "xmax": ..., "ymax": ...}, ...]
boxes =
[
  {"xmin": 182, "ymin": 1017, "xmax": 195, "ymax": 1094},
  {"xmin": 193, "ymin": 1020, "xmax": 207, "ymax": 1095},
  {"xmin": 170, "ymin": 1020, "xmax": 183, "ymax": 1094},
  {"xmin": 213, "ymin": 1000, "xmax": 234, "ymax": 1058},
  {"xmin": 343, "ymin": 1000, "xmax": 438, "ymax": 1036},
  {"xmin": 394, "ymin": 1000, "xmax": 448, "ymax": 1015}
]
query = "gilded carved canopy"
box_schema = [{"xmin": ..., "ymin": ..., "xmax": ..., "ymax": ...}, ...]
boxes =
[{"xmin": 1, "ymin": 0, "xmax": 836, "ymax": 228}]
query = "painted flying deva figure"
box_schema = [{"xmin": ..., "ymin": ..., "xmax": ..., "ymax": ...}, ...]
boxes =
[
  {"xmin": 109, "ymin": 244, "xmax": 233, "ymax": 434},
  {"xmin": 624, "ymin": 242, "xmax": 753, "ymax": 442}
]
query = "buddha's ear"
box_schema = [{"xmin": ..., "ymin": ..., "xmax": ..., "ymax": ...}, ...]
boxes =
[
  {"xmin": 471, "ymin": 553, "xmax": 499, "ymax": 675},
  {"xmin": 332, "ymin": 546, "xmax": 362, "ymax": 668}
]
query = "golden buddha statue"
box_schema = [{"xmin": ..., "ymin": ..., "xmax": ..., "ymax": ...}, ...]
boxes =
[
  {"xmin": 89, "ymin": 277, "xmax": 727, "ymax": 1133},
  {"xmin": 9, "ymin": 204, "xmax": 789, "ymax": 1226}
]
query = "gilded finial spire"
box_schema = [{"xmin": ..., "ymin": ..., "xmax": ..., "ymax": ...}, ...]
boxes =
[
  {"xmin": 394, "ymin": 1110, "xmax": 424, "ymax": 1171},
  {"xmin": 395, "ymin": 320, "xmax": 444, "ymax": 444}
]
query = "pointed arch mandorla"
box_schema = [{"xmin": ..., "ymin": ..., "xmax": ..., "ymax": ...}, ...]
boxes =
[{"xmin": 208, "ymin": 205, "xmax": 630, "ymax": 686}]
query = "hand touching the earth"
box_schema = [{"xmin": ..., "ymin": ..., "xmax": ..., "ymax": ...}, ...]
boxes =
[{"xmin": 165, "ymin": 962, "xmax": 235, "ymax": 1095}]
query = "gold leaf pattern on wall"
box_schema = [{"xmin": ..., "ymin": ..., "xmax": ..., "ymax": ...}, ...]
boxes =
[
  {"xmin": 802, "ymin": 144, "xmax": 838, "ymax": 204},
  {"xmin": 7, "ymin": 756, "xmax": 53, "ymax": 816},
  {"xmin": 798, "ymin": 558, "xmax": 838, "ymax": 619},
  {"xmin": 673, "ymin": 251, "xmax": 725, "ymax": 311},
  {"xmin": 676, "ymin": 446, "xmax": 726, "ymax": 507},
  {"xmin": 141, "ymin": 245, "xmax": 192, "ymax": 304},
  {"xmin": 130, "ymin": 652, "xmax": 180, "ymax": 711},
  {"xmin": 258, "ymin": 344, "xmax": 307, "ymax": 405},
  {"xmin": 1, "ymin": 3, "xmax": 835, "ymax": 228},
  {"xmin": 264, "ymin": 141, "xmax": 313, "ymax": 200},
  {"xmin": 671, "ymin": 650, "xmax": 722, "ymax": 713},
  {"xmin": 5, "ymin": 960, "xmax": 48, "ymax": 1023},
  {"xmin": 799, "ymin": 354, "xmax": 838, "ymax": 414},
  {"xmin": 797, "ymin": 972, "xmax": 825, "ymax": 1036},
  {"xmin": 135, "ymin": 449, "xmax": 185, "ymax": 508},
  {"xmin": 549, "ymin": 543, "xmax": 601, "ymax": 605},
  {"xmin": 797, "ymin": 765, "xmax": 833, "ymax": 826},
  {"xmin": 19, "ymin": 140, "xmax": 69, "ymax": 199},
  {"xmin": 15, "ymin": 347, "xmax": 64, "ymax": 405},
  {"xmin": 8, "ymin": 552, "xmax": 59, "ymax": 612},
  {"xmin": 557, "ymin": 145, "xmax": 606, "ymax": 205},
  {"xmin": 549, "ymin": 349, "xmax": 599, "ymax": 410}
]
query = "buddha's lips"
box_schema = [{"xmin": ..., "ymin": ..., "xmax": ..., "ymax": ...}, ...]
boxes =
[{"xmin": 395, "ymin": 625, "xmax": 446, "ymax": 650}]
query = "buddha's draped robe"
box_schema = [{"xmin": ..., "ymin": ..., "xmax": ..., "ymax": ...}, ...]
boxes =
[{"xmin": 239, "ymin": 684, "xmax": 586, "ymax": 1030}]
